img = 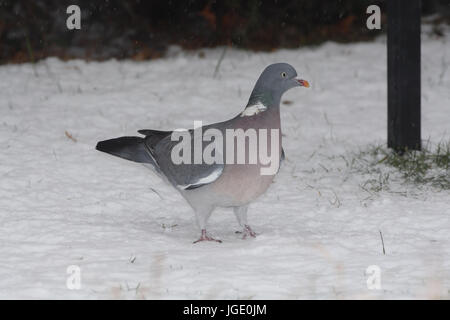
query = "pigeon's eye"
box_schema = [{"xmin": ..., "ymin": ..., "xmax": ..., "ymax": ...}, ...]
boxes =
[{"xmin": 281, "ymin": 72, "xmax": 287, "ymax": 78}]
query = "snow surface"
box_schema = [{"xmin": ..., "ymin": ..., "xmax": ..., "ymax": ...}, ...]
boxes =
[{"xmin": 0, "ymin": 27, "xmax": 449, "ymax": 299}]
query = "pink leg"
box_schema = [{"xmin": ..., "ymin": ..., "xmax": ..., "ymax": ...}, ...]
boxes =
[{"xmin": 193, "ymin": 229, "xmax": 222, "ymax": 244}]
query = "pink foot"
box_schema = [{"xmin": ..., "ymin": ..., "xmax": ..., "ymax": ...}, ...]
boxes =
[
  {"xmin": 193, "ymin": 229, "xmax": 222, "ymax": 244},
  {"xmin": 241, "ymin": 225, "xmax": 257, "ymax": 239}
]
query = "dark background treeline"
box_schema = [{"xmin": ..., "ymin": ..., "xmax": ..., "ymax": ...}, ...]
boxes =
[{"xmin": 0, "ymin": 0, "xmax": 449, "ymax": 64}]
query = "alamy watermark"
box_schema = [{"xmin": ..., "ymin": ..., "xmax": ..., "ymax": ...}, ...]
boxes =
[
  {"xmin": 366, "ymin": 5, "xmax": 381, "ymax": 30},
  {"xmin": 66, "ymin": 265, "xmax": 81, "ymax": 290},
  {"xmin": 170, "ymin": 121, "xmax": 280, "ymax": 175},
  {"xmin": 366, "ymin": 265, "xmax": 381, "ymax": 290},
  {"xmin": 65, "ymin": 5, "xmax": 380, "ymax": 33},
  {"xmin": 66, "ymin": 5, "xmax": 81, "ymax": 30}
]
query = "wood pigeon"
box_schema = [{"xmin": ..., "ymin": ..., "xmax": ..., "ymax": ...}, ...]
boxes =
[{"xmin": 96, "ymin": 63, "xmax": 309, "ymax": 243}]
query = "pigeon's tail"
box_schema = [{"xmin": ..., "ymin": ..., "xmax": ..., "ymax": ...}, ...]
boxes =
[{"xmin": 96, "ymin": 137, "xmax": 156, "ymax": 165}]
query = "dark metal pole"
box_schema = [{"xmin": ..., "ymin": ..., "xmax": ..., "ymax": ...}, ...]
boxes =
[{"xmin": 387, "ymin": 0, "xmax": 422, "ymax": 152}]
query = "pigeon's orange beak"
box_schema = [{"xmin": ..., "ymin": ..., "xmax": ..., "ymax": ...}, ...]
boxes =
[{"xmin": 297, "ymin": 79, "xmax": 310, "ymax": 87}]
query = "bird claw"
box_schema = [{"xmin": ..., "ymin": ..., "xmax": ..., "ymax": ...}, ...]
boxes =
[
  {"xmin": 193, "ymin": 229, "xmax": 222, "ymax": 244},
  {"xmin": 240, "ymin": 225, "xmax": 257, "ymax": 239}
]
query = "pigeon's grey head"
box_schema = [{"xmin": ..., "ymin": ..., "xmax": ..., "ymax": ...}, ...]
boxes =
[{"xmin": 248, "ymin": 63, "xmax": 309, "ymax": 107}]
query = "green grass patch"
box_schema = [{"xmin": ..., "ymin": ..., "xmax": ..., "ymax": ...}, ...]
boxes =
[{"xmin": 349, "ymin": 141, "xmax": 450, "ymax": 192}]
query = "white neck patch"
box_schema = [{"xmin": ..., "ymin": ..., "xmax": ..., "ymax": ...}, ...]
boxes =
[{"xmin": 240, "ymin": 102, "xmax": 268, "ymax": 117}]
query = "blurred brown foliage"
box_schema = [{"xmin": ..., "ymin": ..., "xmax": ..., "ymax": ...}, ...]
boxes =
[{"xmin": 0, "ymin": 0, "xmax": 448, "ymax": 64}]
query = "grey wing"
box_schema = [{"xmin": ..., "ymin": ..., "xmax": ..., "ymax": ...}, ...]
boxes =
[{"xmin": 149, "ymin": 131, "xmax": 224, "ymax": 190}]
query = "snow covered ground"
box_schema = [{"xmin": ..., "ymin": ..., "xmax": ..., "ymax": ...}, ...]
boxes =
[{"xmin": 0, "ymin": 26, "xmax": 449, "ymax": 299}]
